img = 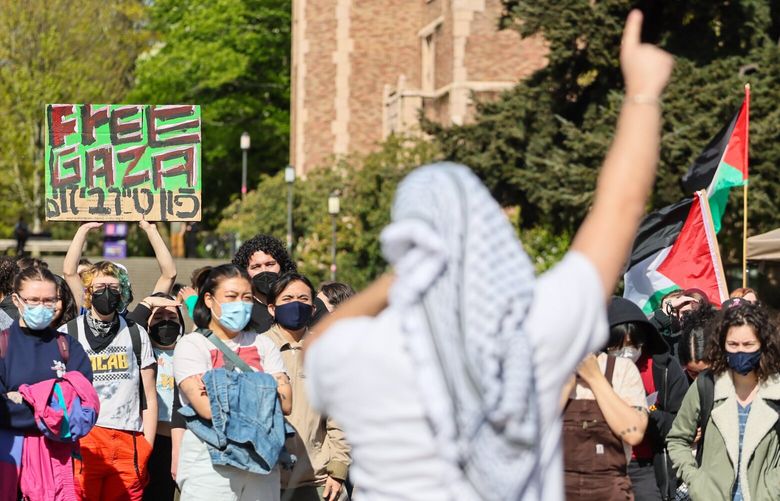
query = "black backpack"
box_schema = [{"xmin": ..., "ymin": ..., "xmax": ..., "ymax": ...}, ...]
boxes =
[{"xmin": 695, "ymin": 369, "xmax": 780, "ymax": 465}]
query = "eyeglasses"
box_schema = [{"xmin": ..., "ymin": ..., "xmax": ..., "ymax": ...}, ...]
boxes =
[
  {"xmin": 16, "ymin": 295, "xmax": 58, "ymax": 308},
  {"xmin": 91, "ymin": 284, "xmax": 121, "ymax": 293}
]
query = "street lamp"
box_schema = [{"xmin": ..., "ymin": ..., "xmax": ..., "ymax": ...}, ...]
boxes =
[
  {"xmin": 285, "ymin": 166, "xmax": 296, "ymax": 255},
  {"xmin": 240, "ymin": 132, "xmax": 251, "ymax": 199},
  {"xmin": 328, "ymin": 191, "xmax": 340, "ymax": 281}
]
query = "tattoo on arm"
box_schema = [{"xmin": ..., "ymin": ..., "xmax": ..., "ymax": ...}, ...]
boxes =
[{"xmin": 619, "ymin": 426, "xmax": 638, "ymax": 437}]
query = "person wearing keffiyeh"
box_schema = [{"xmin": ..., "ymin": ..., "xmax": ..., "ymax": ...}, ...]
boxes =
[{"xmin": 304, "ymin": 10, "xmax": 674, "ymax": 501}]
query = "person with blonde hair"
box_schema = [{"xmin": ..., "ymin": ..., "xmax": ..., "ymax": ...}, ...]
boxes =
[{"xmin": 59, "ymin": 257, "xmax": 157, "ymax": 501}]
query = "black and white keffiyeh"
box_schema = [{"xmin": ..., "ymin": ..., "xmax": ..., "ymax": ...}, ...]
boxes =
[{"xmin": 381, "ymin": 162, "xmax": 540, "ymax": 500}]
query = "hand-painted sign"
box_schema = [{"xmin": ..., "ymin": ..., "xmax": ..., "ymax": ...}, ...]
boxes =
[{"xmin": 44, "ymin": 104, "xmax": 201, "ymax": 221}]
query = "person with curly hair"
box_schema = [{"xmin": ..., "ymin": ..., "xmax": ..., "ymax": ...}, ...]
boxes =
[
  {"xmin": 667, "ymin": 302, "xmax": 780, "ymax": 500},
  {"xmin": 0, "ymin": 255, "xmax": 20, "ymax": 322},
  {"xmin": 677, "ymin": 304, "xmax": 718, "ymax": 382},
  {"xmin": 232, "ymin": 234, "xmax": 296, "ymax": 278},
  {"xmin": 233, "ymin": 234, "xmax": 296, "ymax": 333}
]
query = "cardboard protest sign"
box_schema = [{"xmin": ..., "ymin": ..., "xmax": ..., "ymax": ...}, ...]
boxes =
[{"xmin": 44, "ymin": 104, "xmax": 201, "ymax": 221}]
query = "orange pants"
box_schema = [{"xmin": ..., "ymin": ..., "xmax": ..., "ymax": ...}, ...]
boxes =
[{"xmin": 75, "ymin": 426, "xmax": 153, "ymax": 501}]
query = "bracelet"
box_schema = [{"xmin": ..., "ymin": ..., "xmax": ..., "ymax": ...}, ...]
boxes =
[
  {"xmin": 140, "ymin": 301, "xmax": 151, "ymax": 309},
  {"xmin": 625, "ymin": 94, "xmax": 661, "ymax": 106}
]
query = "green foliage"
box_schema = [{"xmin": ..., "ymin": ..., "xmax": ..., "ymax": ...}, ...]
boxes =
[
  {"xmin": 430, "ymin": 0, "xmax": 780, "ymax": 264},
  {"xmin": 218, "ymin": 136, "xmax": 440, "ymax": 288},
  {"xmin": 129, "ymin": 0, "xmax": 292, "ymax": 226},
  {"xmin": 0, "ymin": 0, "xmax": 148, "ymax": 236}
]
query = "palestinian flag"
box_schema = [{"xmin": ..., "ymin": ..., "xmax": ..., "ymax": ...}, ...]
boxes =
[
  {"xmin": 681, "ymin": 90, "xmax": 749, "ymax": 233},
  {"xmin": 623, "ymin": 191, "xmax": 729, "ymax": 314}
]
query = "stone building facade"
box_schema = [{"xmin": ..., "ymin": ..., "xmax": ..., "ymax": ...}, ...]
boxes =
[{"xmin": 290, "ymin": 0, "xmax": 547, "ymax": 175}]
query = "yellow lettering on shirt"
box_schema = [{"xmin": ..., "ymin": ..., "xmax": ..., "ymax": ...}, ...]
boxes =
[
  {"xmin": 89, "ymin": 353, "xmax": 129, "ymax": 373},
  {"xmin": 160, "ymin": 374, "xmax": 175, "ymax": 390}
]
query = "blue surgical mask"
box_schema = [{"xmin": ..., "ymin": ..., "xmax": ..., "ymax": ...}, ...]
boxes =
[
  {"xmin": 23, "ymin": 304, "xmax": 56, "ymax": 330},
  {"xmin": 274, "ymin": 301, "xmax": 313, "ymax": 331},
  {"xmin": 214, "ymin": 301, "xmax": 253, "ymax": 332},
  {"xmin": 727, "ymin": 350, "xmax": 762, "ymax": 376}
]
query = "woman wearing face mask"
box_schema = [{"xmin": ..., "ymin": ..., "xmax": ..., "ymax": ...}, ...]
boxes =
[
  {"xmin": 607, "ymin": 297, "xmax": 689, "ymax": 501},
  {"xmin": 173, "ymin": 264, "xmax": 291, "ymax": 501},
  {"xmin": 58, "ymin": 261, "xmax": 158, "ymax": 501},
  {"xmin": 264, "ymin": 273, "xmax": 351, "ymax": 501},
  {"xmin": 0, "ymin": 266, "xmax": 93, "ymax": 498},
  {"xmin": 141, "ymin": 293, "xmax": 186, "ymax": 501},
  {"xmin": 667, "ymin": 302, "xmax": 780, "ymax": 500}
]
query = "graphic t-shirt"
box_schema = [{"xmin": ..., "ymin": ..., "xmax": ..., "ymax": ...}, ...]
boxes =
[
  {"xmin": 173, "ymin": 330, "xmax": 287, "ymax": 406},
  {"xmin": 60, "ymin": 315, "xmax": 155, "ymax": 432},
  {"xmin": 155, "ymin": 347, "xmax": 176, "ymax": 423}
]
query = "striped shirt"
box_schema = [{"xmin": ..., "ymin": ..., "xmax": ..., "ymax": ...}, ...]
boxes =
[{"xmin": 733, "ymin": 402, "xmax": 752, "ymax": 501}]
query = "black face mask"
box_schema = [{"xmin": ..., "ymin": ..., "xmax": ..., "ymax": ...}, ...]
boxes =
[
  {"xmin": 150, "ymin": 320, "xmax": 181, "ymax": 346},
  {"xmin": 252, "ymin": 272, "xmax": 279, "ymax": 299},
  {"xmin": 91, "ymin": 288, "xmax": 122, "ymax": 316}
]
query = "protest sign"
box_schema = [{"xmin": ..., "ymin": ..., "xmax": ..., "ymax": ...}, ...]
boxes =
[{"xmin": 44, "ymin": 104, "xmax": 202, "ymax": 221}]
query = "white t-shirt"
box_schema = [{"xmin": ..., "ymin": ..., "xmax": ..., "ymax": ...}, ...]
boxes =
[
  {"xmin": 61, "ymin": 315, "xmax": 155, "ymax": 432},
  {"xmin": 305, "ymin": 251, "xmax": 608, "ymax": 501},
  {"xmin": 173, "ymin": 330, "xmax": 287, "ymax": 406}
]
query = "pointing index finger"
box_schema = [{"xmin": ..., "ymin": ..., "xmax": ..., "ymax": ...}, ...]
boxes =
[{"xmin": 622, "ymin": 9, "xmax": 643, "ymax": 50}]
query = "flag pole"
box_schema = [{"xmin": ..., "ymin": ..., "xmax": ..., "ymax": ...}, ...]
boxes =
[{"xmin": 742, "ymin": 83, "xmax": 750, "ymax": 288}]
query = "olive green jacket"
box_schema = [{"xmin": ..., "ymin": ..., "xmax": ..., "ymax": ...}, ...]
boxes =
[{"xmin": 667, "ymin": 372, "xmax": 780, "ymax": 501}]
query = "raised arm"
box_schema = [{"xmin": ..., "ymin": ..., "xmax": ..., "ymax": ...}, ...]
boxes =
[
  {"xmin": 63, "ymin": 222, "xmax": 103, "ymax": 310},
  {"xmin": 139, "ymin": 220, "xmax": 177, "ymax": 294},
  {"xmin": 571, "ymin": 10, "xmax": 674, "ymax": 299},
  {"xmin": 577, "ymin": 354, "xmax": 648, "ymax": 446}
]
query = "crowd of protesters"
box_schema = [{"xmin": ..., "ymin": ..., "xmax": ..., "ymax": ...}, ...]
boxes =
[{"xmin": 2, "ymin": 10, "xmax": 780, "ymax": 501}]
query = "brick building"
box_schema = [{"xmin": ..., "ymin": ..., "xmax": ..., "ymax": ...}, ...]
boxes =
[{"xmin": 290, "ymin": 0, "xmax": 547, "ymax": 175}]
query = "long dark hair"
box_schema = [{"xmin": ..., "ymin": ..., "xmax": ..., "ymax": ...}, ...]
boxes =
[
  {"xmin": 192, "ymin": 264, "xmax": 251, "ymax": 329},
  {"xmin": 707, "ymin": 302, "xmax": 780, "ymax": 381},
  {"xmin": 52, "ymin": 274, "xmax": 78, "ymax": 328},
  {"xmin": 678, "ymin": 304, "xmax": 717, "ymax": 367}
]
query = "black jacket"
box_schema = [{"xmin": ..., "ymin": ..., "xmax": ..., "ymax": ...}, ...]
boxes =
[{"xmin": 609, "ymin": 297, "xmax": 689, "ymax": 499}]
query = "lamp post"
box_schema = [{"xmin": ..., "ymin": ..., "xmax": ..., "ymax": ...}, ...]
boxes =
[
  {"xmin": 328, "ymin": 191, "xmax": 340, "ymax": 281},
  {"xmin": 285, "ymin": 166, "xmax": 296, "ymax": 255},
  {"xmin": 240, "ymin": 132, "xmax": 250, "ymax": 199}
]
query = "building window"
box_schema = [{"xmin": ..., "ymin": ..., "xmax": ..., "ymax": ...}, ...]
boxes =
[{"xmin": 421, "ymin": 32, "xmax": 435, "ymax": 93}]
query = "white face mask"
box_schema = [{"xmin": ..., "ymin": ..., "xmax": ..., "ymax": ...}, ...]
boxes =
[{"xmin": 609, "ymin": 346, "xmax": 642, "ymax": 364}]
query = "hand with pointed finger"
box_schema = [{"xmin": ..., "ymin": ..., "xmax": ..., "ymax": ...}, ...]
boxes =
[{"xmin": 620, "ymin": 10, "xmax": 674, "ymax": 99}]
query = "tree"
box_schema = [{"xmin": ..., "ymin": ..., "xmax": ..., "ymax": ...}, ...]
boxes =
[
  {"xmin": 129, "ymin": 0, "xmax": 292, "ymax": 226},
  {"xmin": 429, "ymin": 0, "xmax": 780, "ymax": 265},
  {"xmin": 218, "ymin": 136, "xmax": 440, "ymax": 288},
  {"xmin": 0, "ymin": 0, "xmax": 147, "ymax": 235}
]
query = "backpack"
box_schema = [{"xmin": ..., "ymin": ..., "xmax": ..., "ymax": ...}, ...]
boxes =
[
  {"xmin": 695, "ymin": 369, "xmax": 780, "ymax": 465},
  {"xmin": 0, "ymin": 328, "xmax": 69, "ymax": 364},
  {"xmin": 65, "ymin": 316, "xmax": 147, "ymax": 411}
]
